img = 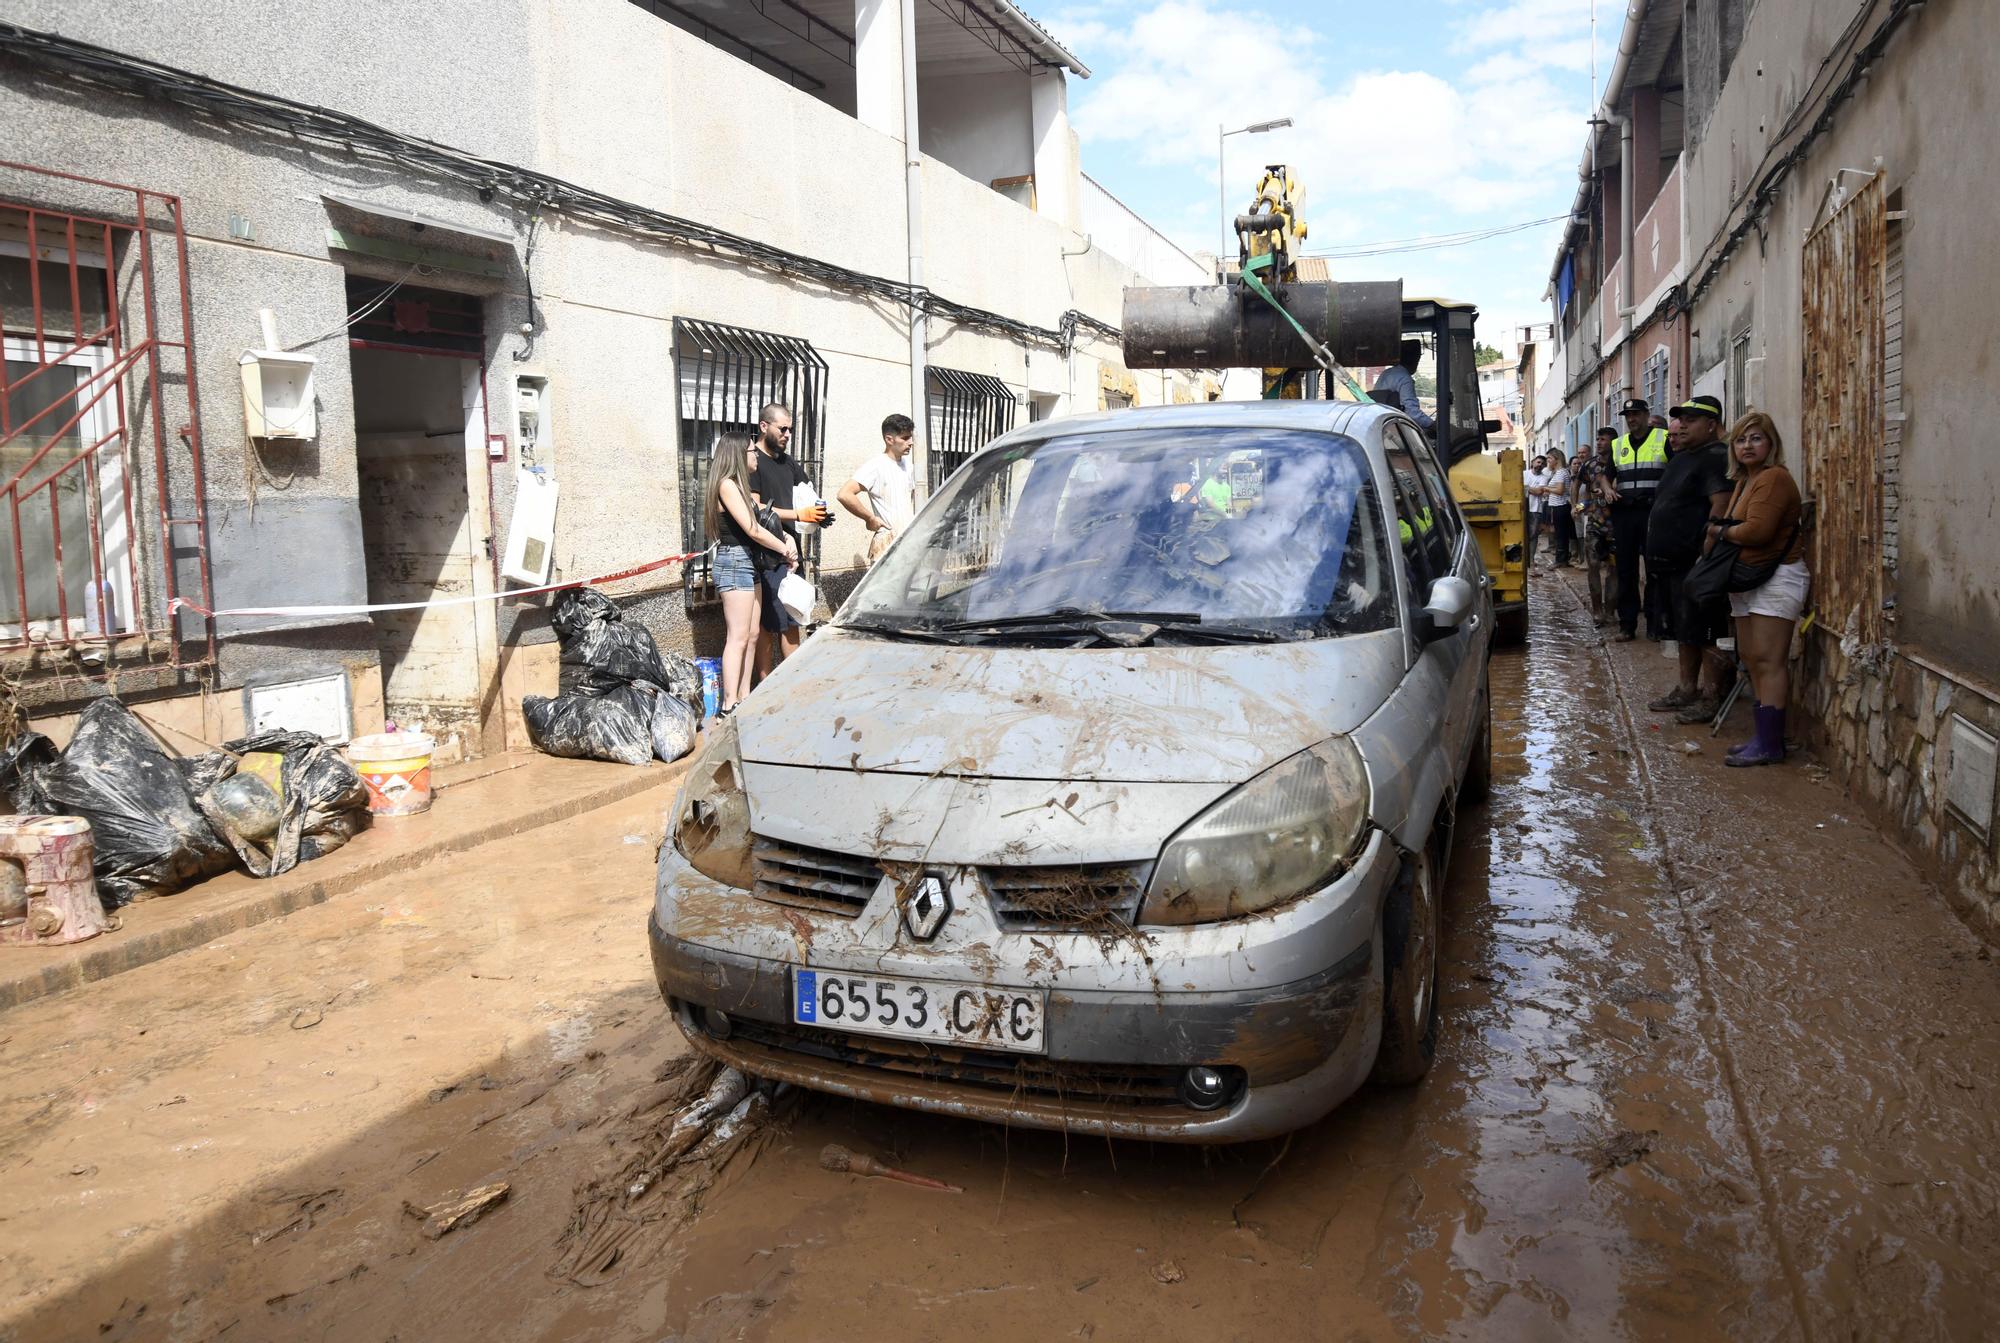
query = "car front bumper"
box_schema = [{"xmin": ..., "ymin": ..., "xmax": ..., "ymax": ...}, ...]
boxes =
[{"xmin": 647, "ymin": 832, "xmax": 1397, "ymax": 1143}]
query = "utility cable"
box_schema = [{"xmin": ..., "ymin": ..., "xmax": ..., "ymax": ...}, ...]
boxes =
[{"xmin": 1306, "ymin": 214, "xmax": 1569, "ymax": 260}]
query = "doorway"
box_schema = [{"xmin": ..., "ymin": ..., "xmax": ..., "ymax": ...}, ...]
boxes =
[{"xmin": 348, "ymin": 283, "xmax": 491, "ymax": 762}]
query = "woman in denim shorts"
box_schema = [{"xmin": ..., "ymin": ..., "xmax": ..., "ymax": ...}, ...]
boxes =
[{"xmin": 705, "ymin": 432, "xmax": 796, "ymax": 714}]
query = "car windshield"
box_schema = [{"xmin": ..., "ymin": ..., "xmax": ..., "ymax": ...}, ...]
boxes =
[{"xmin": 839, "ymin": 426, "xmax": 1399, "ymax": 642}]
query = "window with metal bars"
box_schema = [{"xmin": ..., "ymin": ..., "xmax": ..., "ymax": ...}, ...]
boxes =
[
  {"xmin": 925, "ymin": 368, "xmax": 1016, "ymax": 489},
  {"xmin": 1641, "ymin": 348, "xmax": 1669, "ymax": 419},
  {"xmin": 673, "ymin": 319, "xmax": 827, "ymax": 591}
]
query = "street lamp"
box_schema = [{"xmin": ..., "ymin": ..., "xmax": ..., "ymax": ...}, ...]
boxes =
[{"xmin": 1219, "ymin": 117, "xmax": 1294, "ymax": 266}]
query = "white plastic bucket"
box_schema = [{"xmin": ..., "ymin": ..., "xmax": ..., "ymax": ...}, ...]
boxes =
[{"xmin": 347, "ymin": 731, "xmax": 436, "ymax": 817}]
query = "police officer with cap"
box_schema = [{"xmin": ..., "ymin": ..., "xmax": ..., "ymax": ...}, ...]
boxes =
[{"xmin": 1605, "ymin": 396, "xmax": 1669, "ymax": 642}]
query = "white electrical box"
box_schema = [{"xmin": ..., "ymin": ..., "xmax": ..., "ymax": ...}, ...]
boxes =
[
  {"xmin": 244, "ymin": 673, "xmax": 352, "ymax": 744},
  {"xmin": 502, "ymin": 467, "xmax": 560, "ymax": 586},
  {"xmin": 516, "ymin": 375, "xmax": 550, "ymax": 463},
  {"xmin": 240, "ymin": 348, "xmax": 318, "ymax": 440}
]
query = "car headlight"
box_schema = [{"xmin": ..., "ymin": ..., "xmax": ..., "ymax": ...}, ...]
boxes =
[
  {"xmin": 670, "ymin": 714, "xmax": 755, "ymax": 889},
  {"xmin": 1138, "ymin": 738, "xmax": 1370, "ymax": 926}
]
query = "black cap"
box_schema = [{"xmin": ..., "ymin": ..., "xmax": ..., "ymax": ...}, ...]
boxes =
[
  {"xmin": 1621, "ymin": 397, "xmax": 1649, "ymax": 416},
  {"xmin": 1670, "ymin": 393, "xmax": 1724, "ymax": 420}
]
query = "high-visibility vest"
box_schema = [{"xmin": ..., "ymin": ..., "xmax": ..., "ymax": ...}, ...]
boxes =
[
  {"xmin": 1397, "ymin": 507, "xmax": 1435, "ymax": 546},
  {"xmin": 1610, "ymin": 427, "xmax": 1668, "ymax": 502}
]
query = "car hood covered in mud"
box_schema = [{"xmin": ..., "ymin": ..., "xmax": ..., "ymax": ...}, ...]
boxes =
[{"xmin": 736, "ymin": 627, "xmax": 1407, "ymax": 785}]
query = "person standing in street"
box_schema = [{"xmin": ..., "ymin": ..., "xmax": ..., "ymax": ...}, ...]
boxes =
[
  {"xmin": 837, "ymin": 413, "xmax": 919, "ymax": 567},
  {"xmin": 1544, "ymin": 448, "xmax": 1574, "ymax": 567},
  {"xmin": 1712, "ymin": 412, "xmax": 1809, "ymax": 767},
  {"xmin": 1523, "ymin": 454, "xmax": 1549, "ymax": 568},
  {"xmin": 1573, "ymin": 427, "xmax": 1618, "ymax": 622},
  {"xmin": 1644, "ymin": 395, "xmax": 1736, "ymax": 723},
  {"xmin": 1605, "ymin": 397, "xmax": 1668, "ymax": 642},
  {"xmin": 705, "ymin": 432, "xmax": 796, "ymax": 716},
  {"xmin": 749, "ymin": 402, "xmax": 830, "ymax": 681}
]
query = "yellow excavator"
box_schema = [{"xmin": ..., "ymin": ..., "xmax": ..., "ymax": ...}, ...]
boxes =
[{"xmin": 1121, "ymin": 167, "xmax": 1528, "ymax": 643}]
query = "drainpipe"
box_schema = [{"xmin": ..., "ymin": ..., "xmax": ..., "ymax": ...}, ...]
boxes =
[
  {"xmin": 900, "ymin": 0, "xmax": 927, "ymax": 480},
  {"xmin": 1615, "ymin": 108, "xmax": 1637, "ymax": 392}
]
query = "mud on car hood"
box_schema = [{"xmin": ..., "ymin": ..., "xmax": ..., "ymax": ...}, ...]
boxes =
[{"xmin": 736, "ymin": 628, "xmax": 1406, "ymax": 785}]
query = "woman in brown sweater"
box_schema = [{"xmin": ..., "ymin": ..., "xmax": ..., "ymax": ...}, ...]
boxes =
[{"xmin": 1706, "ymin": 411, "xmax": 1808, "ymax": 766}]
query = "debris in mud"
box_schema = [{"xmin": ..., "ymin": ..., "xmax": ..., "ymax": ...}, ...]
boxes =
[
  {"xmin": 551, "ymin": 1058, "xmax": 791, "ymax": 1288},
  {"xmin": 1586, "ymin": 1129, "xmax": 1657, "ymax": 1180},
  {"xmin": 254, "ymin": 1187, "xmax": 343, "ymax": 1245},
  {"xmin": 819, "ymin": 1142, "xmax": 963, "ymax": 1192},
  {"xmin": 1679, "ymin": 741, "xmax": 1701, "ymax": 755},
  {"xmin": 1150, "ymin": 1259, "xmax": 1186, "ymax": 1285},
  {"xmin": 403, "ymin": 1181, "xmax": 510, "ymax": 1240}
]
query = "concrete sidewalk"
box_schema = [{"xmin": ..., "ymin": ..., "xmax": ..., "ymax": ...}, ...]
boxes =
[{"xmin": 0, "ymin": 750, "xmax": 688, "ymax": 1015}]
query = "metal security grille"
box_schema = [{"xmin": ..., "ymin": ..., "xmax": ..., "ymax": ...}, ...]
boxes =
[
  {"xmin": 1641, "ymin": 347, "xmax": 1669, "ymax": 418},
  {"xmin": 0, "ymin": 160, "xmax": 214, "ymax": 664},
  {"xmin": 926, "ymin": 368, "xmax": 1015, "ymax": 489},
  {"xmin": 673, "ymin": 319, "xmax": 827, "ymax": 590}
]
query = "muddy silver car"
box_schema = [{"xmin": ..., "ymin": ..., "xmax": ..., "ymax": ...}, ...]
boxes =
[{"xmin": 650, "ymin": 401, "xmax": 1492, "ymax": 1141}]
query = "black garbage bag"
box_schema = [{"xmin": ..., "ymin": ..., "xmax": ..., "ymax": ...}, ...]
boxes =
[
  {"xmin": 554, "ymin": 589, "xmax": 668, "ymax": 695},
  {"xmin": 551, "ymin": 588, "xmax": 703, "ymax": 710},
  {"xmin": 37, "ymin": 699, "xmax": 234, "ymax": 907},
  {"xmin": 650, "ymin": 690, "xmax": 699, "ymax": 763},
  {"xmin": 0, "ymin": 728, "xmax": 57, "ymax": 814},
  {"xmin": 524, "ymin": 684, "xmax": 656, "ymax": 766},
  {"xmin": 183, "ymin": 731, "xmax": 371, "ymax": 879}
]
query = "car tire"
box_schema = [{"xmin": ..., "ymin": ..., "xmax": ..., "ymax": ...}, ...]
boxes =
[
  {"xmin": 1371, "ymin": 842, "xmax": 1441, "ymax": 1087},
  {"xmin": 1460, "ymin": 678, "xmax": 1492, "ymax": 803}
]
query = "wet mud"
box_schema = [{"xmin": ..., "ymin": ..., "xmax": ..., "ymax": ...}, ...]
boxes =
[{"xmin": 2, "ymin": 582, "xmax": 1998, "ymax": 1341}]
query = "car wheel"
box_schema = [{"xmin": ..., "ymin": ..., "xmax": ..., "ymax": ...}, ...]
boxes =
[
  {"xmin": 1371, "ymin": 841, "xmax": 1441, "ymax": 1086},
  {"xmin": 1460, "ymin": 678, "xmax": 1492, "ymax": 803}
]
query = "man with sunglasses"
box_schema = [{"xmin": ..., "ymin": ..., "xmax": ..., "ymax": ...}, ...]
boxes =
[{"xmin": 750, "ymin": 402, "xmax": 830, "ymax": 679}]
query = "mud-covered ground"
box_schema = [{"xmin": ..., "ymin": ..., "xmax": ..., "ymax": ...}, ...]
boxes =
[{"xmin": 4, "ymin": 579, "xmax": 1998, "ymax": 1342}]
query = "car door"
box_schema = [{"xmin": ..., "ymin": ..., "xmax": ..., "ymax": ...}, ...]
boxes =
[
  {"xmin": 1398, "ymin": 424, "xmax": 1491, "ymax": 779},
  {"xmin": 1375, "ymin": 430, "xmax": 1463, "ymax": 847},
  {"xmin": 1386, "ymin": 424, "xmax": 1479, "ymax": 778}
]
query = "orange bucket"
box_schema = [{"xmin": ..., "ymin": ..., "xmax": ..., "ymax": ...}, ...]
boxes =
[{"xmin": 347, "ymin": 731, "xmax": 435, "ymax": 816}]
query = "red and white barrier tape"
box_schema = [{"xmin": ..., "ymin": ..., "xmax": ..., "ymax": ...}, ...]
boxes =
[{"xmin": 169, "ymin": 549, "xmax": 707, "ymax": 620}]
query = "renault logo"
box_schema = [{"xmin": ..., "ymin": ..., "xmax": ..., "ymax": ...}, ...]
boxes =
[{"xmin": 902, "ymin": 874, "xmax": 951, "ymax": 942}]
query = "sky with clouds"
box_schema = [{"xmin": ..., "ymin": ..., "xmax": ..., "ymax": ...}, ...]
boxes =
[{"xmin": 1044, "ymin": 0, "xmax": 1602, "ymax": 352}]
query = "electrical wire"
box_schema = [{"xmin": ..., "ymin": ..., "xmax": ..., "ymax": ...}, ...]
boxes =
[
  {"xmin": 0, "ymin": 23, "xmax": 1128, "ymax": 356},
  {"xmin": 1306, "ymin": 214, "xmax": 1569, "ymax": 259},
  {"xmin": 278, "ymin": 262, "xmax": 421, "ymax": 352}
]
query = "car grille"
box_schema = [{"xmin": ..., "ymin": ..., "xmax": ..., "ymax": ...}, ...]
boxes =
[
  {"xmin": 981, "ymin": 863, "xmax": 1150, "ymax": 931},
  {"xmin": 726, "ymin": 1016, "xmax": 1221, "ymax": 1110},
  {"xmin": 752, "ymin": 837, "xmax": 881, "ymax": 918}
]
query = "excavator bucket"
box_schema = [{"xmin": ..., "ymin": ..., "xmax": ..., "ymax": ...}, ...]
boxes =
[{"xmin": 1121, "ymin": 280, "xmax": 1404, "ymax": 371}]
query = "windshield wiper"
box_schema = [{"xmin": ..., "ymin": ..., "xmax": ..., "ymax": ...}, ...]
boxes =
[
  {"xmin": 1147, "ymin": 619, "xmax": 1290, "ymax": 644},
  {"xmin": 839, "ymin": 615, "xmax": 958, "ymax": 643},
  {"xmin": 939, "ymin": 607, "xmax": 1202, "ymax": 632}
]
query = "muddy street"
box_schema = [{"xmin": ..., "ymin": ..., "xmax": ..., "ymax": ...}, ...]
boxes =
[{"xmin": 4, "ymin": 585, "xmax": 1999, "ymax": 1342}]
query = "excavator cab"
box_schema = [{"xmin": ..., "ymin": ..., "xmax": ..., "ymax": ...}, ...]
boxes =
[{"xmin": 1401, "ymin": 298, "xmax": 1528, "ymax": 643}]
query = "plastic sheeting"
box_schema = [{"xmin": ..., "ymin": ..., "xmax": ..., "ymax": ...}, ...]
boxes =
[
  {"xmin": 36, "ymin": 700, "xmax": 235, "ymax": 907},
  {"xmin": 183, "ymin": 731, "xmax": 371, "ymax": 879}
]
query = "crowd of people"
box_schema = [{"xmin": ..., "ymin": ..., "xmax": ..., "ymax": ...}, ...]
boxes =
[{"xmin": 1529, "ymin": 394, "xmax": 1809, "ymax": 768}]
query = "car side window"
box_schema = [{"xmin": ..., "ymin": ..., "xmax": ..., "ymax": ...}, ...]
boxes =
[
  {"xmin": 1385, "ymin": 441, "xmax": 1453, "ymax": 589},
  {"xmin": 1397, "ymin": 423, "xmax": 1465, "ymax": 552}
]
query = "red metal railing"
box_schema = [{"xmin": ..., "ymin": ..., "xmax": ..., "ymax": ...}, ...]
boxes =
[{"xmin": 0, "ymin": 161, "xmax": 212, "ymax": 666}]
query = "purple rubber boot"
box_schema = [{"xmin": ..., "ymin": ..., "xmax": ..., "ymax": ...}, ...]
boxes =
[
  {"xmin": 1726, "ymin": 704, "xmax": 1786, "ymax": 768},
  {"xmin": 1726, "ymin": 703, "xmax": 1763, "ymax": 760}
]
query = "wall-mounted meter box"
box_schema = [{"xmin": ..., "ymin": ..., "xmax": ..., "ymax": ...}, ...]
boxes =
[
  {"xmin": 515, "ymin": 375, "xmax": 550, "ymax": 464},
  {"xmin": 239, "ymin": 348, "xmax": 318, "ymax": 439}
]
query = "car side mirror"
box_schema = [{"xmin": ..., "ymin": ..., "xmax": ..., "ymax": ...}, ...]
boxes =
[{"xmin": 1418, "ymin": 575, "xmax": 1474, "ymax": 644}]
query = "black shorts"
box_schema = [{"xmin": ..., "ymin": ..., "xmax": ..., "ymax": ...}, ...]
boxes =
[
  {"xmin": 1655, "ymin": 562, "xmax": 1730, "ymax": 646},
  {"xmin": 759, "ymin": 561, "xmax": 801, "ymax": 634}
]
